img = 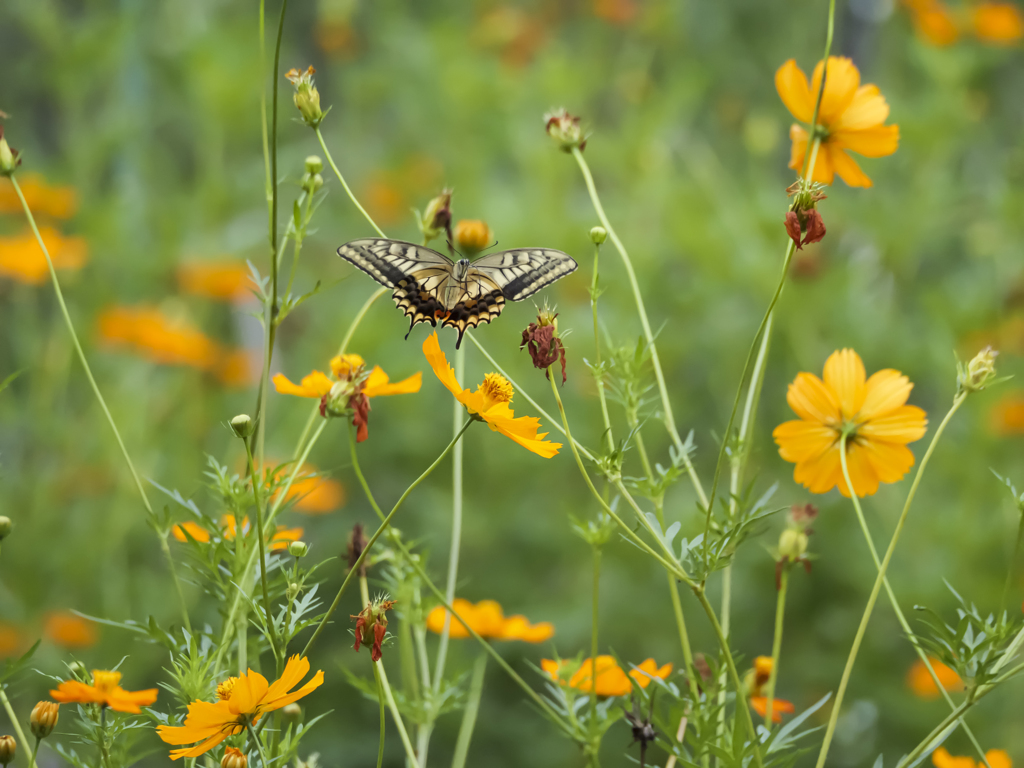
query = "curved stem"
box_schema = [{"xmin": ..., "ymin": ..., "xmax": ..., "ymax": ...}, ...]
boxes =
[
  {"xmin": 301, "ymin": 421, "xmax": 472, "ymax": 657},
  {"xmin": 589, "ymin": 242, "xmax": 614, "ymax": 453},
  {"xmin": 315, "ymin": 127, "xmax": 386, "ymax": 238},
  {"xmin": 814, "ymin": 393, "xmax": 967, "ymax": 768},
  {"xmin": 373, "ymin": 661, "xmax": 386, "ymax": 768},
  {"xmin": 0, "ymin": 688, "xmax": 32, "ymax": 768},
  {"xmin": 764, "ymin": 568, "xmax": 788, "ymax": 727},
  {"xmin": 451, "ymin": 654, "xmax": 487, "ymax": 768},
  {"xmin": 244, "ymin": 440, "xmax": 281, "ymax": 663}
]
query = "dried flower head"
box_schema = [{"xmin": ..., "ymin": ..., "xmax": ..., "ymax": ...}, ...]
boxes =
[
  {"xmin": 544, "ymin": 108, "xmax": 587, "ymax": 152},
  {"xmin": 352, "ymin": 598, "xmax": 396, "ymax": 662},
  {"xmin": 785, "ymin": 179, "xmax": 828, "ymax": 250},
  {"xmin": 285, "ymin": 66, "xmax": 324, "ymax": 128},
  {"xmin": 419, "ymin": 189, "xmax": 453, "ymax": 244},
  {"xmin": 521, "ymin": 310, "xmax": 567, "ymax": 384},
  {"xmin": 347, "ymin": 523, "xmax": 369, "ymax": 576}
]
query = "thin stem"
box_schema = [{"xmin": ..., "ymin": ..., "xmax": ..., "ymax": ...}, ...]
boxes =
[
  {"xmin": 589, "ymin": 545, "xmax": 601, "ymax": 733},
  {"xmin": 98, "ymin": 707, "xmax": 112, "ymax": 768},
  {"xmin": 285, "ymin": 190, "xmax": 314, "ymax": 297},
  {"xmin": 570, "ymin": 147, "xmax": 708, "ymax": 511},
  {"xmin": 377, "ymin": 659, "xmax": 422, "ymax": 767},
  {"xmin": 10, "ymin": 176, "xmax": 193, "ymax": 634},
  {"xmin": 246, "ymin": 722, "xmax": 270, "ymax": 768},
  {"xmin": 0, "ymin": 688, "xmax": 32, "ymax": 768},
  {"xmin": 28, "ymin": 739, "xmax": 39, "ymax": 768},
  {"xmin": 244, "ymin": 441, "xmax": 281, "ymax": 663},
  {"xmin": 815, "ymin": 393, "xmax": 968, "ymax": 768},
  {"xmin": 301, "ymin": 421, "xmax": 473, "ymax": 657},
  {"xmin": 668, "ymin": 577, "xmax": 701, "ymax": 703},
  {"xmin": 373, "ymin": 662, "xmax": 386, "ymax": 768},
  {"xmin": 765, "ymin": 568, "xmax": 788, "ymax": 727},
  {"xmin": 315, "ymin": 127, "xmax": 386, "ymax": 237},
  {"xmin": 1000, "ymin": 510, "xmax": 1024, "ymax": 612},
  {"xmin": 589, "ymin": 242, "xmax": 614, "ymax": 453},
  {"xmin": 451, "ymin": 655, "xmax": 488, "ymax": 768}
]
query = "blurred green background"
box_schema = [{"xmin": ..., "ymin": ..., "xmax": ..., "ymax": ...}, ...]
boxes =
[{"xmin": 1, "ymin": 0, "xmax": 1024, "ymax": 765}]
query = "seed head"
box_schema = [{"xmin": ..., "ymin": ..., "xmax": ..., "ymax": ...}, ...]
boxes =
[{"xmin": 959, "ymin": 346, "xmax": 999, "ymax": 394}]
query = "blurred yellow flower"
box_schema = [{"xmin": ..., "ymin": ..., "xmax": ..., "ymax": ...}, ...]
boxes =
[
  {"xmin": 0, "ymin": 623, "xmax": 21, "ymax": 657},
  {"xmin": 282, "ymin": 468, "xmax": 346, "ymax": 515},
  {"xmin": 0, "ymin": 174, "xmax": 78, "ymax": 219},
  {"xmin": 172, "ymin": 515, "xmax": 302, "ymax": 552},
  {"xmin": 750, "ymin": 696, "xmax": 795, "ymax": 723},
  {"xmin": 905, "ymin": 0, "xmax": 961, "ymax": 45},
  {"xmin": 423, "ymin": 333, "xmax": 561, "ymax": 457},
  {"xmin": 453, "ymin": 219, "xmax": 493, "ymax": 255},
  {"xmin": 972, "ymin": 2, "xmax": 1024, "ymax": 43},
  {"xmin": 426, "ymin": 598, "xmax": 555, "ymax": 643},
  {"xmin": 0, "ymin": 227, "xmax": 87, "ymax": 285},
  {"xmin": 215, "ymin": 348, "xmax": 260, "ymax": 388},
  {"xmin": 44, "ymin": 611, "xmax": 97, "ymax": 649},
  {"xmin": 541, "ymin": 655, "xmax": 671, "ymax": 696},
  {"xmin": 177, "ymin": 261, "xmax": 254, "ymax": 302},
  {"xmin": 97, "ymin": 306, "xmax": 220, "ymax": 371},
  {"xmin": 51, "ymin": 670, "xmax": 157, "ymax": 714},
  {"xmin": 776, "ymin": 56, "xmax": 899, "ymax": 188},
  {"xmin": 773, "ymin": 349, "xmax": 928, "ymax": 497},
  {"xmin": 906, "ymin": 657, "xmax": 963, "ymax": 699},
  {"xmin": 991, "ymin": 394, "xmax": 1024, "ymax": 434},
  {"xmin": 932, "ymin": 748, "xmax": 1012, "ymax": 768}
]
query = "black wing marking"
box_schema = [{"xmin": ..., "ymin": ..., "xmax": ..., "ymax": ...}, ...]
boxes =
[
  {"xmin": 337, "ymin": 238, "xmax": 452, "ymax": 288},
  {"xmin": 440, "ymin": 271, "xmax": 506, "ymax": 349},
  {"xmin": 471, "ymin": 248, "xmax": 578, "ymax": 301}
]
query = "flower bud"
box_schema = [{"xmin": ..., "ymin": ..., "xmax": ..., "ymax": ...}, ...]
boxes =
[
  {"xmin": 0, "ymin": 517, "xmax": 11, "ymax": 540},
  {"xmin": 288, "ymin": 541, "xmax": 309, "ymax": 558},
  {"xmin": 419, "ymin": 189, "xmax": 453, "ymax": 244},
  {"xmin": 286, "ymin": 583, "xmax": 301, "ymax": 601},
  {"xmin": 30, "ymin": 702, "xmax": 58, "ymax": 740},
  {"xmin": 230, "ymin": 414, "xmax": 254, "ymax": 439},
  {"xmin": 285, "ymin": 67, "xmax": 324, "ymax": 128},
  {"xmin": 67, "ymin": 661, "xmax": 88, "ymax": 681},
  {"xmin": 0, "ymin": 127, "xmax": 19, "ymax": 177},
  {"xmin": 778, "ymin": 528, "xmax": 808, "ymax": 562},
  {"xmin": 0, "ymin": 736, "xmax": 15, "ymax": 766},
  {"xmin": 282, "ymin": 703, "xmax": 302, "ymax": 724},
  {"xmin": 959, "ymin": 346, "xmax": 999, "ymax": 394},
  {"xmin": 347, "ymin": 523, "xmax": 369, "ymax": 576},
  {"xmin": 304, "ymin": 155, "xmax": 323, "ymax": 175},
  {"xmin": 544, "ymin": 108, "xmax": 586, "ymax": 152},
  {"xmin": 589, "ymin": 226, "xmax": 607, "ymax": 245},
  {"xmin": 221, "ymin": 747, "xmax": 247, "ymax": 768},
  {"xmin": 301, "ymin": 172, "xmax": 323, "ymax": 195},
  {"xmin": 454, "ymin": 220, "xmax": 493, "ymax": 256}
]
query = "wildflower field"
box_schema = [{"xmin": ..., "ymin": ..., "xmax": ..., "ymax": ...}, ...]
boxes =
[{"xmin": 2, "ymin": 1, "xmax": 1024, "ymax": 766}]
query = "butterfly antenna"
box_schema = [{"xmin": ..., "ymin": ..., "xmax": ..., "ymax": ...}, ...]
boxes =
[{"xmin": 446, "ymin": 240, "xmax": 465, "ymax": 260}]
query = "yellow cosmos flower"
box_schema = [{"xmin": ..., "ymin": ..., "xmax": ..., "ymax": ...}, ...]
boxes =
[
  {"xmin": 932, "ymin": 748, "xmax": 1012, "ymax": 768},
  {"xmin": 50, "ymin": 670, "xmax": 157, "ymax": 714},
  {"xmin": 973, "ymin": 2, "xmax": 1024, "ymax": 43},
  {"xmin": 775, "ymin": 56, "xmax": 899, "ymax": 188},
  {"xmin": 44, "ymin": 611, "xmax": 97, "ymax": 648},
  {"xmin": 0, "ymin": 227, "xmax": 87, "ymax": 285},
  {"xmin": 773, "ymin": 349, "xmax": 928, "ymax": 497},
  {"xmin": 0, "ymin": 174, "xmax": 78, "ymax": 219},
  {"xmin": 906, "ymin": 657, "xmax": 963, "ymax": 699},
  {"xmin": 541, "ymin": 656, "xmax": 671, "ymax": 697},
  {"xmin": 422, "ymin": 333, "xmax": 561, "ymax": 458},
  {"xmin": 272, "ymin": 354, "xmax": 422, "ymax": 399},
  {"xmin": 172, "ymin": 515, "xmax": 302, "ymax": 552},
  {"xmin": 425, "ymin": 598, "xmax": 555, "ymax": 643},
  {"xmin": 157, "ymin": 655, "xmax": 323, "ymax": 759},
  {"xmin": 177, "ymin": 261, "xmax": 254, "ymax": 302}
]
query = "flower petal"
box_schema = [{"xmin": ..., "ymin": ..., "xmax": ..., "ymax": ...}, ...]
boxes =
[
  {"xmin": 788, "ymin": 124, "xmax": 809, "ymax": 174},
  {"xmin": 260, "ymin": 670, "xmax": 324, "ymax": 712},
  {"xmin": 106, "ymin": 686, "xmax": 158, "ymax": 713},
  {"xmin": 833, "ymin": 124, "xmax": 899, "ymax": 158},
  {"xmin": 423, "ymin": 333, "xmax": 465, "ymax": 400},
  {"xmin": 793, "ymin": 443, "xmax": 842, "ymax": 494},
  {"xmin": 860, "ymin": 369, "xmax": 913, "ymax": 420},
  {"xmin": 860, "ymin": 439, "xmax": 916, "ymax": 485},
  {"xmin": 829, "ymin": 146, "xmax": 874, "ymax": 188},
  {"xmin": 823, "ymin": 349, "xmax": 866, "ymax": 420},
  {"xmin": 229, "ymin": 669, "xmax": 269, "ymax": 715},
  {"xmin": 264, "ymin": 655, "xmax": 309, "ymax": 704},
  {"xmin": 838, "ymin": 441, "xmax": 879, "ymax": 498},
  {"xmin": 859, "ymin": 405, "xmax": 928, "ymax": 444},
  {"xmin": 810, "ymin": 56, "xmax": 861, "ymax": 126},
  {"xmin": 831, "ymin": 85, "xmax": 889, "ymax": 132},
  {"xmin": 50, "ymin": 680, "xmax": 104, "ymax": 705},
  {"xmin": 775, "ymin": 60, "xmax": 814, "ymax": 123},
  {"xmin": 364, "ymin": 366, "xmax": 422, "ymax": 397},
  {"xmin": 773, "ymin": 419, "xmax": 837, "ymax": 463},
  {"xmin": 168, "ymin": 731, "xmax": 232, "ymax": 760},
  {"xmin": 750, "ymin": 696, "xmax": 794, "ymax": 723},
  {"xmin": 786, "ymin": 373, "xmax": 841, "ymax": 425},
  {"xmin": 273, "ymin": 371, "xmax": 333, "ymax": 398},
  {"xmin": 157, "ymin": 700, "xmax": 235, "ymax": 744}
]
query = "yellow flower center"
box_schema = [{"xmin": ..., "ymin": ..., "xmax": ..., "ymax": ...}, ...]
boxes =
[
  {"xmin": 217, "ymin": 677, "xmax": 239, "ymax": 700},
  {"xmin": 331, "ymin": 353, "xmax": 365, "ymax": 379},
  {"xmin": 91, "ymin": 670, "xmax": 121, "ymax": 694},
  {"xmin": 477, "ymin": 373, "xmax": 513, "ymax": 408}
]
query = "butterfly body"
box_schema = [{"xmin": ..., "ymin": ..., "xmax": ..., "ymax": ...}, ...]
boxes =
[{"xmin": 337, "ymin": 238, "xmax": 577, "ymax": 347}]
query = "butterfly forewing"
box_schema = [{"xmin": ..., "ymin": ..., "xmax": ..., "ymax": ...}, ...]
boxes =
[{"xmin": 336, "ymin": 238, "xmax": 578, "ymax": 348}]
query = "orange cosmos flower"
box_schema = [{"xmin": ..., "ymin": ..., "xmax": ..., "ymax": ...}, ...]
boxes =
[
  {"xmin": 426, "ymin": 598, "xmax": 555, "ymax": 643},
  {"xmin": 283, "ymin": 467, "xmax": 346, "ymax": 515},
  {"xmin": 750, "ymin": 696, "xmax": 796, "ymax": 723},
  {"xmin": 97, "ymin": 306, "xmax": 220, "ymax": 370},
  {"xmin": 157, "ymin": 655, "xmax": 323, "ymax": 759},
  {"xmin": 0, "ymin": 623, "xmax": 21, "ymax": 657},
  {"xmin": 0, "ymin": 174, "xmax": 78, "ymax": 219},
  {"xmin": 542, "ymin": 656, "xmax": 671, "ymax": 697},
  {"xmin": 453, "ymin": 219, "xmax": 493, "ymax": 256},
  {"xmin": 423, "ymin": 333, "xmax": 561, "ymax": 458},
  {"xmin": 773, "ymin": 349, "xmax": 928, "ymax": 497},
  {"xmin": 904, "ymin": 0, "xmax": 961, "ymax": 45},
  {"xmin": 776, "ymin": 56, "xmax": 899, "ymax": 188},
  {"xmin": 51, "ymin": 670, "xmax": 157, "ymax": 714},
  {"xmin": 933, "ymin": 748, "xmax": 1012, "ymax": 768},
  {"xmin": 44, "ymin": 611, "xmax": 97, "ymax": 648},
  {"xmin": 973, "ymin": 2, "xmax": 1024, "ymax": 43},
  {"xmin": 991, "ymin": 394, "xmax": 1024, "ymax": 434},
  {"xmin": 215, "ymin": 348, "xmax": 259, "ymax": 388},
  {"xmin": 172, "ymin": 515, "xmax": 302, "ymax": 552},
  {"xmin": 906, "ymin": 657, "xmax": 963, "ymax": 699},
  {"xmin": 177, "ymin": 261, "xmax": 254, "ymax": 302},
  {"xmin": 0, "ymin": 227, "xmax": 87, "ymax": 285}
]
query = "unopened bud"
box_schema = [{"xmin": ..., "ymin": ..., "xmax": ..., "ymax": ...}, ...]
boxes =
[
  {"xmin": 544, "ymin": 108, "xmax": 587, "ymax": 153},
  {"xmin": 960, "ymin": 346, "xmax": 999, "ymax": 394},
  {"xmin": 419, "ymin": 189, "xmax": 453, "ymax": 244},
  {"xmin": 454, "ymin": 220, "xmax": 492, "ymax": 256},
  {"xmin": 286, "ymin": 583, "xmax": 301, "ymax": 601},
  {"xmin": 0, "ymin": 127, "xmax": 18, "ymax": 177},
  {"xmin": 230, "ymin": 414, "xmax": 254, "ymax": 439},
  {"xmin": 304, "ymin": 155, "xmax": 323, "ymax": 175},
  {"xmin": 301, "ymin": 172, "xmax": 323, "ymax": 195},
  {"xmin": 0, "ymin": 517, "xmax": 10, "ymax": 540},
  {"xmin": 288, "ymin": 541, "xmax": 308, "ymax": 558},
  {"xmin": 67, "ymin": 661, "xmax": 88, "ymax": 680},
  {"xmin": 282, "ymin": 703, "xmax": 302, "ymax": 723},
  {"xmin": 589, "ymin": 226, "xmax": 607, "ymax": 245},
  {"xmin": 778, "ymin": 528, "xmax": 808, "ymax": 562},
  {"xmin": 30, "ymin": 702, "xmax": 58, "ymax": 740},
  {"xmin": 285, "ymin": 67, "xmax": 324, "ymax": 128},
  {"xmin": 0, "ymin": 736, "xmax": 15, "ymax": 766},
  {"xmin": 221, "ymin": 747, "xmax": 247, "ymax": 768}
]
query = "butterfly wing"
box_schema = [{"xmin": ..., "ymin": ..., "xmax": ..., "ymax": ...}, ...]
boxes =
[
  {"xmin": 440, "ymin": 248, "xmax": 578, "ymax": 347},
  {"xmin": 337, "ymin": 238, "xmax": 455, "ymax": 336}
]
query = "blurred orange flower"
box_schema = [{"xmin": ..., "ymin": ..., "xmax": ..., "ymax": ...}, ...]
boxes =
[
  {"xmin": 905, "ymin": 0, "xmax": 961, "ymax": 44},
  {"xmin": 44, "ymin": 612, "xmax": 97, "ymax": 648},
  {"xmin": 0, "ymin": 623, "xmax": 21, "ymax": 657},
  {"xmin": 453, "ymin": 220, "xmax": 493, "ymax": 255},
  {"xmin": 776, "ymin": 56, "xmax": 899, "ymax": 188},
  {"xmin": 172, "ymin": 515, "xmax": 302, "ymax": 552},
  {"xmin": 973, "ymin": 2, "xmax": 1024, "ymax": 43},
  {"xmin": 426, "ymin": 598, "xmax": 554, "ymax": 643},
  {"xmin": 0, "ymin": 174, "xmax": 78, "ymax": 219},
  {"xmin": 541, "ymin": 655, "xmax": 671, "ymax": 696},
  {"xmin": 992, "ymin": 394, "xmax": 1024, "ymax": 434},
  {"xmin": 750, "ymin": 696, "xmax": 796, "ymax": 723},
  {"xmin": 215, "ymin": 348, "xmax": 260, "ymax": 388},
  {"xmin": 177, "ymin": 262, "xmax": 254, "ymax": 302},
  {"xmin": 315, "ymin": 20, "xmax": 358, "ymax": 59},
  {"xmin": 284, "ymin": 471, "xmax": 345, "ymax": 515},
  {"xmin": 932, "ymin": 747, "xmax": 1012, "ymax": 768},
  {"xmin": 97, "ymin": 306, "xmax": 220, "ymax": 370},
  {"xmin": 773, "ymin": 349, "xmax": 928, "ymax": 497},
  {"xmin": 51, "ymin": 670, "xmax": 157, "ymax": 714},
  {"xmin": 0, "ymin": 227, "xmax": 87, "ymax": 285},
  {"xmin": 364, "ymin": 175, "xmax": 405, "ymax": 226},
  {"xmin": 475, "ymin": 7, "xmax": 547, "ymax": 67},
  {"xmin": 906, "ymin": 657, "xmax": 963, "ymax": 699},
  {"xmin": 593, "ymin": 0, "xmax": 638, "ymax": 24}
]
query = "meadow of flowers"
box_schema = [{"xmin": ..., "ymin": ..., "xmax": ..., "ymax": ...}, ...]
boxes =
[{"xmin": 1, "ymin": 0, "xmax": 1024, "ymax": 766}]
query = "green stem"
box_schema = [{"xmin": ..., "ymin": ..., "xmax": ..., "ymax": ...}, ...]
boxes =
[
  {"xmin": 10, "ymin": 176, "xmax": 192, "ymax": 635},
  {"xmin": 765, "ymin": 568, "xmax": 788, "ymax": 727},
  {"xmin": 246, "ymin": 722, "xmax": 270, "ymax": 768},
  {"xmin": 377, "ymin": 659, "xmax": 420, "ymax": 767},
  {"xmin": 589, "ymin": 545, "xmax": 601, "ymax": 734},
  {"xmin": 1000, "ymin": 509, "xmax": 1024, "ymax": 612},
  {"xmin": 244, "ymin": 440, "xmax": 281, "ymax": 664},
  {"xmin": 589, "ymin": 241, "xmax": 614, "ymax": 453},
  {"xmin": 0, "ymin": 688, "xmax": 32, "ymax": 768},
  {"xmin": 841, "ymin": 439, "xmax": 990, "ymax": 767},
  {"xmin": 570, "ymin": 147, "xmax": 708, "ymax": 510},
  {"xmin": 373, "ymin": 661, "xmax": 386, "ymax": 768},
  {"xmin": 451, "ymin": 655, "xmax": 487, "ymax": 768},
  {"xmin": 315, "ymin": 127, "xmax": 386, "ymax": 237},
  {"xmin": 98, "ymin": 707, "xmax": 112, "ymax": 768},
  {"xmin": 285, "ymin": 190, "xmax": 314, "ymax": 297},
  {"xmin": 814, "ymin": 393, "xmax": 967, "ymax": 768},
  {"xmin": 668, "ymin": 577, "xmax": 701, "ymax": 703},
  {"xmin": 301, "ymin": 421, "xmax": 473, "ymax": 657},
  {"xmin": 28, "ymin": 739, "xmax": 39, "ymax": 768}
]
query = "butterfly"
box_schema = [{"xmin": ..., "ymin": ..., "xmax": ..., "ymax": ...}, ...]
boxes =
[{"xmin": 337, "ymin": 238, "xmax": 578, "ymax": 348}]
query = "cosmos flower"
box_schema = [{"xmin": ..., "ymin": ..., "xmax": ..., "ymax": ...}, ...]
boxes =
[{"xmin": 50, "ymin": 670, "xmax": 157, "ymax": 714}]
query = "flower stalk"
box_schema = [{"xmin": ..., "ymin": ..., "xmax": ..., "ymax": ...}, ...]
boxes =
[{"xmin": 764, "ymin": 567, "xmax": 788, "ymax": 726}]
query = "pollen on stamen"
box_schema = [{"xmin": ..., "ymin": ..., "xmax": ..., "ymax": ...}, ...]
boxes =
[
  {"xmin": 478, "ymin": 373, "xmax": 514, "ymax": 406},
  {"xmin": 216, "ymin": 677, "xmax": 238, "ymax": 700}
]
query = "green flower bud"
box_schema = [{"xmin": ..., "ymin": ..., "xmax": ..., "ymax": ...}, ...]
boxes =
[
  {"xmin": 288, "ymin": 541, "xmax": 309, "ymax": 558},
  {"xmin": 230, "ymin": 414, "xmax": 254, "ymax": 439},
  {"xmin": 0, "ymin": 517, "xmax": 11, "ymax": 540},
  {"xmin": 285, "ymin": 67, "xmax": 324, "ymax": 128},
  {"xmin": 778, "ymin": 528, "xmax": 808, "ymax": 562},
  {"xmin": 959, "ymin": 346, "xmax": 999, "ymax": 394},
  {"xmin": 304, "ymin": 155, "xmax": 323, "ymax": 175},
  {"xmin": 0, "ymin": 127, "xmax": 18, "ymax": 177},
  {"xmin": 282, "ymin": 703, "xmax": 302, "ymax": 724},
  {"xmin": 589, "ymin": 226, "xmax": 607, "ymax": 245}
]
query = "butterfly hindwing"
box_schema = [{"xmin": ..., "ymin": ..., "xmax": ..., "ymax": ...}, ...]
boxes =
[
  {"xmin": 440, "ymin": 271, "xmax": 506, "ymax": 348},
  {"xmin": 471, "ymin": 248, "xmax": 578, "ymax": 301}
]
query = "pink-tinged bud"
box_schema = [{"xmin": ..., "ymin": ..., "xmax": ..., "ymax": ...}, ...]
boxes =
[{"xmin": 544, "ymin": 108, "xmax": 586, "ymax": 152}]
